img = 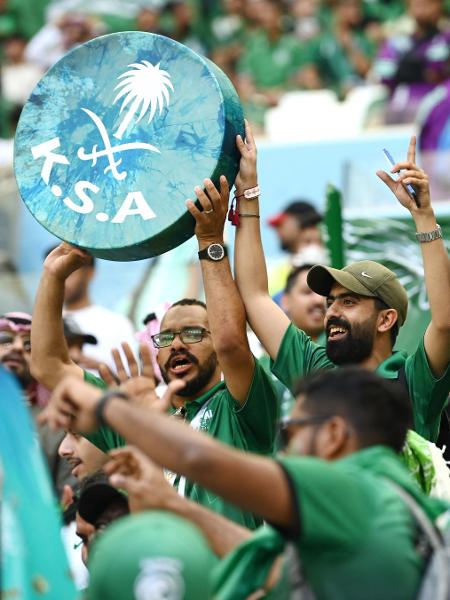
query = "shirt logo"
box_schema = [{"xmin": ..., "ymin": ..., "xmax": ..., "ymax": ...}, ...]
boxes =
[
  {"xmin": 361, "ymin": 271, "xmax": 373, "ymax": 278},
  {"xmin": 134, "ymin": 558, "xmax": 185, "ymax": 600},
  {"xmin": 30, "ymin": 60, "xmax": 174, "ymax": 225}
]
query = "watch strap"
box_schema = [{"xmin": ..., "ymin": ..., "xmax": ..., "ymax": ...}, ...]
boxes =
[
  {"xmin": 95, "ymin": 389, "xmax": 129, "ymax": 427},
  {"xmin": 198, "ymin": 243, "xmax": 228, "ymax": 261},
  {"xmin": 415, "ymin": 224, "xmax": 442, "ymax": 243}
]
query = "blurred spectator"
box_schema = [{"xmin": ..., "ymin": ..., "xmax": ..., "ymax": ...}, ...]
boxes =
[
  {"xmin": 302, "ymin": 0, "xmax": 377, "ymax": 98},
  {"xmin": 0, "ymin": 0, "xmax": 18, "ymax": 41},
  {"xmin": 374, "ymin": 0, "xmax": 450, "ymax": 123},
  {"xmin": 236, "ymin": 0, "xmax": 310, "ymax": 126},
  {"xmin": 44, "ymin": 246, "xmax": 136, "ymax": 371},
  {"xmin": 25, "ymin": 12, "xmax": 101, "ymax": 71},
  {"xmin": 267, "ymin": 200, "xmax": 327, "ymax": 296},
  {"xmin": 1, "ymin": 35, "xmax": 43, "ymax": 105},
  {"xmin": 166, "ymin": 0, "xmax": 206, "ymax": 55},
  {"xmin": 281, "ymin": 265, "xmax": 326, "ymax": 342},
  {"xmin": 63, "ymin": 317, "xmax": 105, "ymax": 374},
  {"xmin": 136, "ymin": 5, "xmax": 166, "ymax": 35},
  {"xmin": 0, "ymin": 311, "xmax": 75, "ymax": 497},
  {"xmin": 288, "ymin": 0, "xmax": 322, "ymax": 42},
  {"xmin": 210, "ymin": 0, "xmax": 246, "ymax": 80}
]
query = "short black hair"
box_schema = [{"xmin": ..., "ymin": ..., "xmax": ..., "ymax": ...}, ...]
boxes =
[
  {"xmin": 293, "ymin": 367, "xmax": 412, "ymax": 453},
  {"xmin": 44, "ymin": 245, "xmax": 95, "ymax": 268},
  {"xmin": 171, "ymin": 298, "xmax": 207, "ymax": 310},
  {"xmin": 284, "ymin": 264, "xmax": 314, "ymax": 294},
  {"xmin": 374, "ymin": 297, "xmax": 399, "ymax": 347}
]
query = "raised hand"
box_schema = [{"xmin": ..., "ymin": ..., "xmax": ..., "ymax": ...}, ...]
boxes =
[
  {"xmin": 105, "ymin": 445, "xmax": 178, "ymax": 513},
  {"xmin": 43, "ymin": 242, "xmax": 91, "ymax": 281},
  {"xmin": 376, "ymin": 136, "xmax": 431, "ymax": 214},
  {"xmin": 186, "ymin": 176, "xmax": 230, "ymax": 244},
  {"xmin": 98, "ymin": 342, "xmax": 162, "ymax": 411},
  {"xmin": 235, "ymin": 119, "xmax": 258, "ymax": 193},
  {"xmin": 37, "ymin": 375, "xmax": 103, "ymax": 432}
]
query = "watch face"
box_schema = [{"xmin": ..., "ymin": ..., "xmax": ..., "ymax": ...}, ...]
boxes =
[{"xmin": 207, "ymin": 244, "xmax": 225, "ymax": 261}]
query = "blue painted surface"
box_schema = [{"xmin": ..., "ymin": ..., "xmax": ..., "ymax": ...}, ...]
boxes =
[
  {"xmin": 14, "ymin": 32, "xmax": 244, "ymax": 261},
  {"xmin": 0, "ymin": 368, "xmax": 77, "ymax": 599}
]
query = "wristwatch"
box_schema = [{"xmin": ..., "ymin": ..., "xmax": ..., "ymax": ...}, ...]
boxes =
[
  {"xmin": 415, "ymin": 224, "xmax": 442, "ymax": 243},
  {"xmin": 198, "ymin": 243, "xmax": 227, "ymax": 261}
]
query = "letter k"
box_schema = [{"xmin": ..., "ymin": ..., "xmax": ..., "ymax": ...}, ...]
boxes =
[{"xmin": 31, "ymin": 137, "xmax": 70, "ymax": 184}]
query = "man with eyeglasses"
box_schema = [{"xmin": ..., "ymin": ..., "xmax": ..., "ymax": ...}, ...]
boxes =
[
  {"xmin": 40, "ymin": 367, "xmax": 450, "ymax": 599},
  {"xmin": 31, "ymin": 175, "xmax": 279, "ymax": 529}
]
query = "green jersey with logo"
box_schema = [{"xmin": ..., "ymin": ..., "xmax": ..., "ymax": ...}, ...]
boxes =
[
  {"xmin": 213, "ymin": 446, "xmax": 449, "ymax": 600},
  {"xmin": 272, "ymin": 323, "xmax": 450, "ymax": 442},
  {"xmin": 84, "ymin": 360, "xmax": 278, "ymax": 529}
]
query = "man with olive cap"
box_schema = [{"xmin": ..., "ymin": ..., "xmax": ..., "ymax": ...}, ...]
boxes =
[{"xmin": 233, "ymin": 124, "xmax": 450, "ymax": 445}]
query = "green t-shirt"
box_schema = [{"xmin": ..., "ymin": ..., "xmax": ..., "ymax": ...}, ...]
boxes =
[
  {"xmin": 306, "ymin": 29, "xmax": 376, "ymax": 96},
  {"xmin": 84, "ymin": 360, "xmax": 279, "ymax": 529},
  {"xmin": 237, "ymin": 30, "xmax": 309, "ymax": 89},
  {"xmin": 213, "ymin": 446, "xmax": 449, "ymax": 600},
  {"xmin": 273, "ymin": 323, "xmax": 450, "ymax": 442}
]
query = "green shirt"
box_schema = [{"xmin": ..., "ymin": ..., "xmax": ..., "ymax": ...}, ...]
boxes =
[
  {"xmin": 213, "ymin": 446, "xmax": 449, "ymax": 600},
  {"xmin": 237, "ymin": 30, "xmax": 309, "ymax": 89},
  {"xmin": 273, "ymin": 323, "xmax": 450, "ymax": 442},
  {"xmin": 84, "ymin": 360, "xmax": 278, "ymax": 529}
]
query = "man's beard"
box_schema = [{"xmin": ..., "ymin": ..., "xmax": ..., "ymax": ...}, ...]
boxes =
[
  {"xmin": 161, "ymin": 349, "xmax": 218, "ymax": 397},
  {"xmin": 1, "ymin": 351, "xmax": 32, "ymax": 388},
  {"xmin": 326, "ymin": 316, "xmax": 376, "ymax": 365}
]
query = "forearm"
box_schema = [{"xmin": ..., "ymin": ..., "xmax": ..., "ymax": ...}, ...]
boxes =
[
  {"xmin": 31, "ymin": 271, "xmax": 80, "ymax": 388},
  {"xmin": 165, "ymin": 493, "xmax": 251, "ymax": 557},
  {"xmin": 414, "ymin": 209, "xmax": 450, "ymax": 330},
  {"xmin": 234, "ymin": 196, "xmax": 270, "ymax": 301},
  {"xmin": 102, "ymin": 398, "xmax": 291, "ymax": 526}
]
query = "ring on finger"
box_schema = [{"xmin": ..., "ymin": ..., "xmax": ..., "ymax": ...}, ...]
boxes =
[{"xmin": 203, "ymin": 209, "xmax": 214, "ymax": 214}]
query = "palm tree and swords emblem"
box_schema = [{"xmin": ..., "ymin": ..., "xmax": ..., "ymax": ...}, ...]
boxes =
[{"xmin": 77, "ymin": 60, "xmax": 174, "ymax": 181}]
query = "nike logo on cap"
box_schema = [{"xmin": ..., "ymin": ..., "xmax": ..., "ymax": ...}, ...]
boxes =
[{"xmin": 361, "ymin": 271, "xmax": 372, "ymax": 278}]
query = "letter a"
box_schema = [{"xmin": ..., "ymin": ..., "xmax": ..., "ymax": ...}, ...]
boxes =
[
  {"xmin": 111, "ymin": 192, "xmax": 156, "ymax": 224},
  {"xmin": 31, "ymin": 137, "xmax": 70, "ymax": 184}
]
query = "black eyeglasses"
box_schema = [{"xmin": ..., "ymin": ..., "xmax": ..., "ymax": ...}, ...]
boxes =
[
  {"xmin": 151, "ymin": 327, "xmax": 210, "ymax": 349},
  {"xmin": 278, "ymin": 415, "xmax": 331, "ymax": 449}
]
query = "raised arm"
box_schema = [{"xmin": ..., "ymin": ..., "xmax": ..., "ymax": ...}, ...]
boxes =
[
  {"xmin": 233, "ymin": 121, "xmax": 291, "ymax": 359},
  {"xmin": 41, "ymin": 377, "xmax": 294, "ymax": 529},
  {"xmin": 377, "ymin": 136, "xmax": 450, "ymax": 376},
  {"xmin": 30, "ymin": 244, "xmax": 88, "ymax": 389},
  {"xmin": 185, "ymin": 176, "xmax": 254, "ymax": 404}
]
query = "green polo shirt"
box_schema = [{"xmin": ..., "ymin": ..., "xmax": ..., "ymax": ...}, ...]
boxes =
[
  {"xmin": 237, "ymin": 30, "xmax": 310, "ymax": 89},
  {"xmin": 213, "ymin": 446, "xmax": 449, "ymax": 600},
  {"xmin": 273, "ymin": 323, "xmax": 450, "ymax": 442},
  {"xmin": 83, "ymin": 360, "xmax": 278, "ymax": 529}
]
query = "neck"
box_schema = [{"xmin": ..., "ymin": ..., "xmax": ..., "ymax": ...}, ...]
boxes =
[
  {"xmin": 171, "ymin": 373, "xmax": 222, "ymax": 408},
  {"xmin": 358, "ymin": 343, "xmax": 392, "ymax": 371}
]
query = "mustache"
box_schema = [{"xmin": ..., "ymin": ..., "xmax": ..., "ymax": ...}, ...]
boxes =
[
  {"xmin": 1, "ymin": 351, "xmax": 27, "ymax": 364},
  {"xmin": 164, "ymin": 350, "xmax": 199, "ymax": 371},
  {"xmin": 326, "ymin": 317, "xmax": 351, "ymax": 334}
]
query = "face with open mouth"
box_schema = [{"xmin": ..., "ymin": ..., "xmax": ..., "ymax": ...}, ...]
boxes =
[
  {"xmin": 157, "ymin": 304, "xmax": 220, "ymax": 398},
  {"xmin": 58, "ymin": 431, "xmax": 107, "ymax": 480},
  {"xmin": 325, "ymin": 285, "xmax": 379, "ymax": 365}
]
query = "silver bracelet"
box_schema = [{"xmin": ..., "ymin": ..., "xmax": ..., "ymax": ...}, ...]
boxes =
[{"xmin": 415, "ymin": 224, "xmax": 442, "ymax": 243}]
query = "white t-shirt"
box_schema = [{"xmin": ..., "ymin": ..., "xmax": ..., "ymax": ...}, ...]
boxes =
[{"xmin": 64, "ymin": 305, "xmax": 136, "ymax": 370}]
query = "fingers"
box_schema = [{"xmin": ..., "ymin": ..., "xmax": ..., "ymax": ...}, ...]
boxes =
[
  {"xmin": 186, "ymin": 198, "xmax": 202, "ymax": 219},
  {"xmin": 139, "ymin": 343, "xmax": 156, "ymax": 381},
  {"xmin": 219, "ymin": 175, "xmax": 230, "ymax": 202},
  {"xmin": 194, "ymin": 184, "xmax": 214, "ymax": 213},
  {"xmin": 396, "ymin": 170, "xmax": 426, "ymax": 183},
  {"xmin": 407, "ymin": 135, "xmax": 416, "ymax": 164},
  {"xmin": 122, "ymin": 342, "xmax": 139, "ymax": 378},
  {"xmin": 111, "ymin": 347, "xmax": 128, "ymax": 382},
  {"xmin": 158, "ymin": 379, "xmax": 186, "ymax": 412},
  {"xmin": 244, "ymin": 119, "xmax": 256, "ymax": 151},
  {"xmin": 376, "ymin": 170, "xmax": 396, "ymax": 192},
  {"xmin": 98, "ymin": 363, "xmax": 118, "ymax": 387}
]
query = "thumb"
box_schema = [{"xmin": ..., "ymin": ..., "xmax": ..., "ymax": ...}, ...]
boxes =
[
  {"xmin": 157, "ymin": 379, "xmax": 186, "ymax": 412},
  {"xmin": 376, "ymin": 170, "xmax": 396, "ymax": 192}
]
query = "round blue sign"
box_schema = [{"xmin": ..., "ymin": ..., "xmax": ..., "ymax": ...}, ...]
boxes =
[{"xmin": 14, "ymin": 32, "xmax": 244, "ymax": 261}]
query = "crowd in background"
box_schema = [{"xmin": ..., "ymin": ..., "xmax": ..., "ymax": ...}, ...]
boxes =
[{"xmin": 2, "ymin": 0, "xmax": 450, "ymax": 136}]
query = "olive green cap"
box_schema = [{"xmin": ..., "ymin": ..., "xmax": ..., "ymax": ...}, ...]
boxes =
[{"xmin": 307, "ymin": 260, "xmax": 408, "ymax": 326}]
